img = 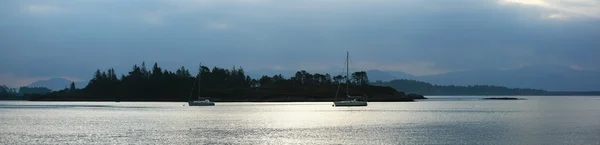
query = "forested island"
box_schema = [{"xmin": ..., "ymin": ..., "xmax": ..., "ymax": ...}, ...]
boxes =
[
  {"xmin": 27, "ymin": 62, "xmax": 424, "ymax": 102},
  {"xmin": 7, "ymin": 63, "xmax": 597, "ymax": 102},
  {"xmin": 373, "ymin": 79, "xmax": 600, "ymax": 96}
]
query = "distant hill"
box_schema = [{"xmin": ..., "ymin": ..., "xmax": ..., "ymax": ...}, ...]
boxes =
[
  {"xmin": 419, "ymin": 65, "xmax": 600, "ymax": 91},
  {"xmin": 366, "ymin": 70, "xmax": 415, "ymax": 81},
  {"xmin": 372, "ymin": 79, "xmax": 547, "ymax": 95},
  {"xmin": 367, "ymin": 65, "xmax": 600, "ymax": 91},
  {"xmin": 27, "ymin": 78, "xmax": 87, "ymax": 91}
]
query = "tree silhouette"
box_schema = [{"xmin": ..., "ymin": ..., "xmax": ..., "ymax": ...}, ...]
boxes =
[
  {"xmin": 69, "ymin": 82, "xmax": 76, "ymax": 91},
  {"xmin": 0, "ymin": 85, "xmax": 18, "ymax": 99},
  {"xmin": 31, "ymin": 62, "xmax": 418, "ymax": 102},
  {"xmin": 351, "ymin": 71, "xmax": 369, "ymax": 86},
  {"xmin": 333, "ymin": 75, "xmax": 343, "ymax": 84}
]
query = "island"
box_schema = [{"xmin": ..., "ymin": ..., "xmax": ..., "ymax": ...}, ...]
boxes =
[
  {"xmin": 22, "ymin": 62, "xmax": 426, "ymax": 102},
  {"xmin": 482, "ymin": 97, "xmax": 525, "ymax": 100},
  {"xmin": 372, "ymin": 79, "xmax": 600, "ymax": 96}
]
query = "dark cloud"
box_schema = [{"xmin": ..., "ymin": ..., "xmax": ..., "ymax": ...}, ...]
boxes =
[{"xmin": 1, "ymin": 0, "xmax": 599, "ymax": 86}]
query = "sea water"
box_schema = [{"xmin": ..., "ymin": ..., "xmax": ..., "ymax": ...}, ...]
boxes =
[{"xmin": 1, "ymin": 96, "xmax": 599, "ymax": 144}]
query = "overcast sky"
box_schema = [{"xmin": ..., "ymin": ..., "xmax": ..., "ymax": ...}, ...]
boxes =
[{"xmin": 1, "ymin": 0, "xmax": 599, "ymax": 87}]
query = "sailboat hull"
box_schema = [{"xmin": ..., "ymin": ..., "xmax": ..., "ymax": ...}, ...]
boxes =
[
  {"xmin": 333, "ymin": 101, "xmax": 367, "ymax": 107},
  {"xmin": 188, "ymin": 101, "xmax": 215, "ymax": 106},
  {"xmin": 188, "ymin": 63, "xmax": 215, "ymax": 107}
]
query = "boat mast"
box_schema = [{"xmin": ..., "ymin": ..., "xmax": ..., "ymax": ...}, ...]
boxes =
[
  {"xmin": 346, "ymin": 51, "xmax": 349, "ymax": 97},
  {"xmin": 198, "ymin": 63, "xmax": 202, "ymax": 100}
]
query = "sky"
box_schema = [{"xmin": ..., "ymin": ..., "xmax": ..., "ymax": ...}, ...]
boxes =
[{"xmin": 1, "ymin": 0, "xmax": 599, "ymax": 87}]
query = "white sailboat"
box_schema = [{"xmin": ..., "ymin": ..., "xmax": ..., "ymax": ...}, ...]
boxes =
[
  {"xmin": 188, "ymin": 64, "xmax": 215, "ymax": 106},
  {"xmin": 333, "ymin": 52, "xmax": 368, "ymax": 107}
]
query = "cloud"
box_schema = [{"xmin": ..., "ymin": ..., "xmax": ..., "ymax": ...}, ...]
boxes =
[
  {"xmin": 354, "ymin": 61, "xmax": 451, "ymax": 76},
  {"xmin": 22, "ymin": 4, "xmax": 62, "ymax": 14},
  {"xmin": 268, "ymin": 65, "xmax": 287, "ymax": 71},
  {"xmin": 543, "ymin": 13, "xmax": 569, "ymax": 20},
  {"xmin": 2, "ymin": 0, "xmax": 599, "ymax": 79},
  {"xmin": 499, "ymin": 0, "xmax": 600, "ymax": 19},
  {"xmin": 0, "ymin": 73, "xmax": 84, "ymax": 88},
  {"xmin": 140, "ymin": 12, "xmax": 166, "ymax": 25},
  {"xmin": 60, "ymin": 76, "xmax": 84, "ymax": 82},
  {"xmin": 205, "ymin": 22, "xmax": 233, "ymax": 30},
  {"xmin": 0, "ymin": 73, "xmax": 49, "ymax": 88}
]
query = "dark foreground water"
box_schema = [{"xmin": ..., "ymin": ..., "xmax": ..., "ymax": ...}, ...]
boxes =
[{"xmin": 1, "ymin": 96, "xmax": 599, "ymax": 144}]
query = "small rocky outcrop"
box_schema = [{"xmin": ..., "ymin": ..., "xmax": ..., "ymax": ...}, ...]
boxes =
[{"xmin": 406, "ymin": 93, "xmax": 427, "ymax": 99}]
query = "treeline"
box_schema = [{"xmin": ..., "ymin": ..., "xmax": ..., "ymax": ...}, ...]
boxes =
[
  {"xmin": 32, "ymin": 62, "xmax": 417, "ymax": 102},
  {"xmin": 0, "ymin": 85, "xmax": 52, "ymax": 100},
  {"xmin": 0, "ymin": 85, "xmax": 18, "ymax": 99},
  {"xmin": 372, "ymin": 79, "xmax": 548, "ymax": 95},
  {"xmin": 18, "ymin": 86, "xmax": 52, "ymax": 96}
]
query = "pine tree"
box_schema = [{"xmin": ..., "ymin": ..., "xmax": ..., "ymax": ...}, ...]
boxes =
[
  {"xmin": 141, "ymin": 61, "xmax": 149, "ymax": 79},
  {"xmin": 69, "ymin": 82, "xmax": 76, "ymax": 91}
]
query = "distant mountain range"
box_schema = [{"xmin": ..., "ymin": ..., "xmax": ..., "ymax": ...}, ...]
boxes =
[
  {"xmin": 366, "ymin": 65, "xmax": 600, "ymax": 91},
  {"xmin": 27, "ymin": 78, "xmax": 88, "ymax": 91},
  {"xmin": 372, "ymin": 79, "xmax": 548, "ymax": 95},
  {"xmin": 27, "ymin": 65, "xmax": 597, "ymax": 92}
]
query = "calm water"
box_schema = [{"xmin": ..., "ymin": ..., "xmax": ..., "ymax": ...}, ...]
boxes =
[{"xmin": 1, "ymin": 96, "xmax": 599, "ymax": 144}]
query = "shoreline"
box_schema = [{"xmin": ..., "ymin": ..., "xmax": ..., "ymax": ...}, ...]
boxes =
[
  {"xmin": 482, "ymin": 97, "xmax": 526, "ymax": 100},
  {"xmin": 23, "ymin": 100, "xmax": 417, "ymax": 102},
  {"xmin": 420, "ymin": 94, "xmax": 600, "ymax": 96},
  {"xmin": 26, "ymin": 98, "xmax": 419, "ymax": 102}
]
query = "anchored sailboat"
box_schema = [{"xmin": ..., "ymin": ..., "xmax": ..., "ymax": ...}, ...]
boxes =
[
  {"xmin": 333, "ymin": 52, "xmax": 368, "ymax": 107},
  {"xmin": 188, "ymin": 64, "xmax": 215, "ymax": 106}
]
